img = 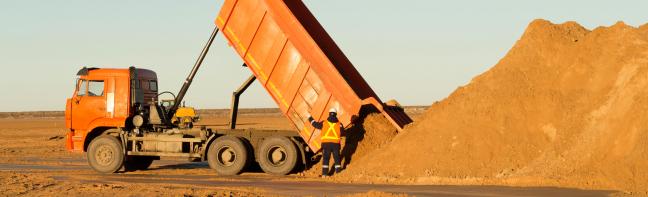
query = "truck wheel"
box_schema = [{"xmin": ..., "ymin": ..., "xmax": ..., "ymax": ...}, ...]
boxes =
[
  {"xmin": 124, "ymin": 156, "xmax": 155, "ymax": 171},
  {"xmin": 87, "ymin": 135, "xmax": 124, "ymax": 173},
  {"xmin": 207, "ymin": 136, "xmax": 249, "ymax": 175},
  {"xmin": 258, "ymin": 136, "xmax": 298, "ymax": 175}
]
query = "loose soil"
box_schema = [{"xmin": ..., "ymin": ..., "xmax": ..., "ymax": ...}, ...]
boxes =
[
  {"xmin": 342, "ymin": 113, "xmax": 398, "ymax": 169},
  {"xmin": 343, "ymin": 19, "xmax": 648, "ymax": 195}
]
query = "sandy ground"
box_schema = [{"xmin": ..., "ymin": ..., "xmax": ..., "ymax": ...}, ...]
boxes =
[{"xmin": 0, "ymin": 114, "xmax": 622, "ymax": 196}]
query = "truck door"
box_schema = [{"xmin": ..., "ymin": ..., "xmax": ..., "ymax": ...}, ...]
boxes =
[{"xmin": 71, "ymin": 79, "xmax": 107, "ymax": 131}]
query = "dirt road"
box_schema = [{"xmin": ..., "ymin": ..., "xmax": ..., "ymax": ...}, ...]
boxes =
[
  {"xmin": 0, "ymin": 115, "xmax": 619, "ymax": 196},
  {"xmin": 1, "ymin": 159, "xmax": 613, "ymax": 197}
]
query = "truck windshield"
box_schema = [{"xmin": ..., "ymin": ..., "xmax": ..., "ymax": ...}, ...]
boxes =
[{"xmin": 77, "ymin": 80, "xmax": 87, "ymax": 96}]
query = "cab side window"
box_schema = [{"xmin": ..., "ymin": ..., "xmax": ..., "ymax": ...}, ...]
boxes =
[
  {"xmin": 77, "ymin": 80, "xmax": 88, "ymax": 96},
  {"xmin": 88, "ymin": 81, "xmax": 104, "ymax": 96}
]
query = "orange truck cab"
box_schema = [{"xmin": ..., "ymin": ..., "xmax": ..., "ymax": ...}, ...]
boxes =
[{"xmin": 65, "ymin": 67, "xmax": 158, "ymax": 152}]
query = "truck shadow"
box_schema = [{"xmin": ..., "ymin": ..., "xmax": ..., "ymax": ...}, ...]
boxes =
[
  {"xmin": 149, "ymin": 162, "xmax": 209, "ymax": 170},
  {"xmin": 147, "ymin": 161, "xmax": 267, "ymax": 173}
]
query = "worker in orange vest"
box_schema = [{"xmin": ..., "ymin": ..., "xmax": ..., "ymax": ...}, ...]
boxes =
[{"xmin": 308, "ymin": 108, "xmax": 344, "ymax": 177}]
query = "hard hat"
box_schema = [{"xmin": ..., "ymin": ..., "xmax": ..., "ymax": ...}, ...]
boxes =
[{"xmin": 329, "ymin": 108, "xmax": 337, "ymax": 113}]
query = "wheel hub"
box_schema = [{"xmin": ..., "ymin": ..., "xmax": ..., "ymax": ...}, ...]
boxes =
[
  {"xmin": 95, "ymin": 145, "xmax": 114, "ymax": 166},
  {"xmin": 217, "ymin": 146, "xmax": 236, "ymax": 166},
  {"xmin": 222, "ymin": 151, "xmax": 233, "ymax": 161},
  {"xmin": 269, "ymin": 146, "xmax": 286, "ymax": 165}
]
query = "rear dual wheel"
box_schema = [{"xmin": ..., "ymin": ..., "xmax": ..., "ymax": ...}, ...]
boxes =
[
  {"xmin": 207, "ymin": 136, "xmax": 249, "ymax": 175},
  {"xmin": 257, "ymin": 136, "xmax": 298, "ymax": 175},
  {"xmin": 207, "ymin": 135, "xmax": 300, "ymax": 176}
]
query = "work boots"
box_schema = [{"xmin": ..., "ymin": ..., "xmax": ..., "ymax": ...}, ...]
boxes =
[
  {"xmin": 322, "ymin": 165, "xmax": 329, "ymax": 177},
  {"xmin": 322, "ymin": 165, "xmax": 342, "ymax": 177}
]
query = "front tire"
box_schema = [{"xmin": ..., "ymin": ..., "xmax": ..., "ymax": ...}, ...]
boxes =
[
  {"xmin": 87, "ymin": 135, "xmax": 124, "ymax": 173},
  {"xmin": 207, "ymin": 136, "xmax": 249, "ymax": 175},
  {"xmin": 257, "ymin": 136, "xmax": 298, "ymax": 175}
]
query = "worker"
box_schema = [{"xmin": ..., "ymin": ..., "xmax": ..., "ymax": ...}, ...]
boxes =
[{"xmin": 308, "ymin": 108, "xmax": 344, "ymax": 177}]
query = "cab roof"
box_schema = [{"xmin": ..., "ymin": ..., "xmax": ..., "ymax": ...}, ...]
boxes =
[{"xmin": 76, "ymin": 67, "xmax": 156, "ymax": 79}]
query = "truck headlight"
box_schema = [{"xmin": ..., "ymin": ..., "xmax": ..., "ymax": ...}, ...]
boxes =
[{"xmin": 133, "ymin": 115, "xmax": 144, "ymax": 127}]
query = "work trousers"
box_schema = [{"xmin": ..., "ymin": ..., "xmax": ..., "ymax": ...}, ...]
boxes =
[{"xmin": 321, "ymin": 142, "xmax": 341, "ymax": 176}]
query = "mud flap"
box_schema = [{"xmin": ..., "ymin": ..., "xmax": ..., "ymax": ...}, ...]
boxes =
[{"xmin": 65, "ymin": 131, "xmax": 74, "ymax": 151}]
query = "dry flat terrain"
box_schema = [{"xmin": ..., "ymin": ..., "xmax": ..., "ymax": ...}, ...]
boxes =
[
  {"xmin": 3, "ymin": 19, "xmax": 648, "ymax": 196},
  {"xmin": 0, "ymin": 110, "xmax": 614, "ymax": 197}
]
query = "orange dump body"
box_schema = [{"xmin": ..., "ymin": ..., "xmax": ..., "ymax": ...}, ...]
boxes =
[{"xmin": 216, "ymin": 0, "xmax": 412, "ymax": 152}]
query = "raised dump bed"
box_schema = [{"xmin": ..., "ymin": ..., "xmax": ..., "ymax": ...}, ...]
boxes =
[{"xmin": 216, "ymin": 0, "xmax": 412, "ymax": 151}]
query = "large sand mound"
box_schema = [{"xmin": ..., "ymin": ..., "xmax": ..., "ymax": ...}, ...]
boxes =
[{"xmin": 348, "ymin": 19, "xmax": 648, "ymax": 193}]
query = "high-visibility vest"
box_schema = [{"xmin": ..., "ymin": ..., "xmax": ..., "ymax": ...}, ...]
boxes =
[{"xmin": 321, "ymin": 121, "xmax": 341, "ymax": 144}]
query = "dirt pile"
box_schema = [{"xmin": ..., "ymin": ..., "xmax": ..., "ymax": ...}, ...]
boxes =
[
  {"xmin": 342, "ymin": 113, "xmax": 399, "ymax": 167},
  {"xmin": 347, "ymin": 19, "xmax": 648, "ymax": 193}
]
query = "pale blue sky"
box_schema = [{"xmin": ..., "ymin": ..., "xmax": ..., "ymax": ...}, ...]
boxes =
[{"xmin": 1, "ymin": 0, "xmax": 647, "ymax": 112}]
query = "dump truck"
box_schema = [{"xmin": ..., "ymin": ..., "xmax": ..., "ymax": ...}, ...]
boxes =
[{"xmin": 65, "ymin": 0, "xmax": 413, "ymax": 175}]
